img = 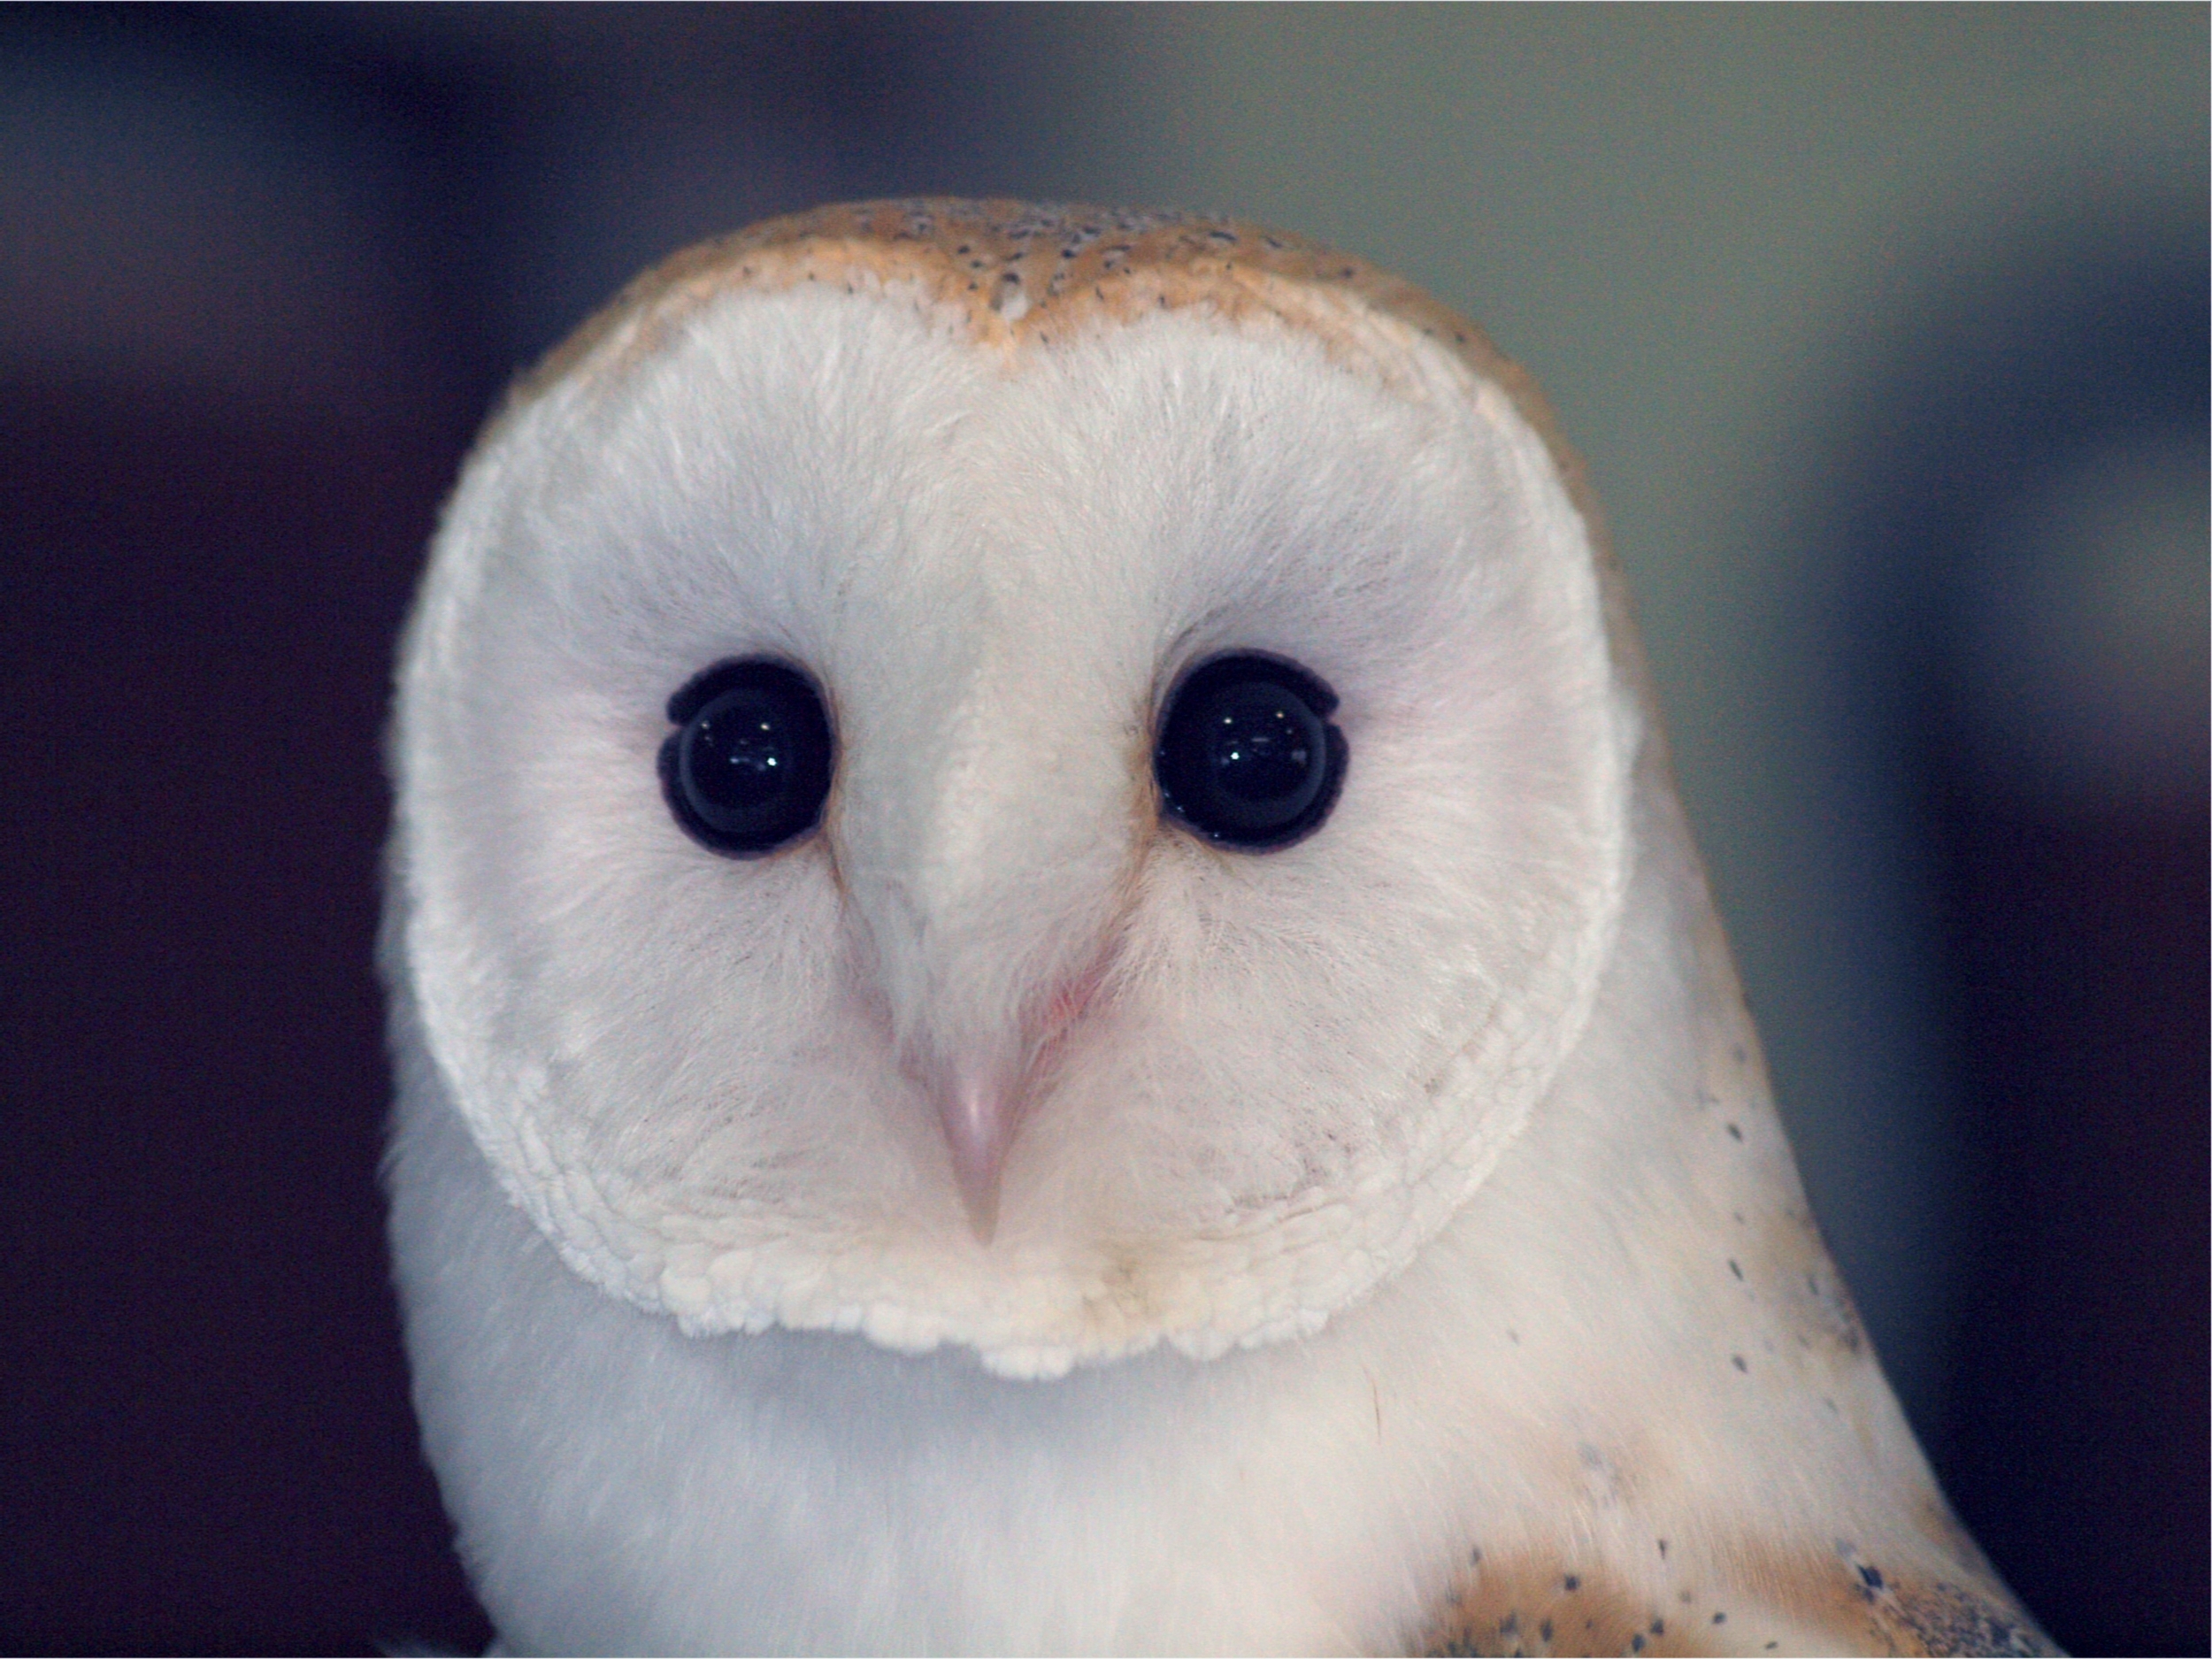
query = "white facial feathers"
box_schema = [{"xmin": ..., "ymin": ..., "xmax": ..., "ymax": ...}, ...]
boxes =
[{"xmin": 391, "ymin": 208, "xmax": 1635, "ymax": 1376}]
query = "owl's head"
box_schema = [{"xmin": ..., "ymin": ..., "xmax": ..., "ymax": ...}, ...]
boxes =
[{"xmin": 391, "ymin": 201, "xmax": 1640, "ymax": 1379}]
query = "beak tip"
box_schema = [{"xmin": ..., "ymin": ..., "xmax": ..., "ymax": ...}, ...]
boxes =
[
  {"xmin": 958, "ymin": 1179, "xmax": 1002, "ymax": 1247},
  {"xmin": 939, "ymin": 1069, "xmax": 1014, "ymax": 1248}
]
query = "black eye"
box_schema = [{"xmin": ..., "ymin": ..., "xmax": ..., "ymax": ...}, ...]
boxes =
[
  {"xmin": 659, "ymin": 659, "xmax": 833, "ymax": 856},
  {"xmin": 1155, "ymin": 652, "xmax": 1348, "ymax": 849}
]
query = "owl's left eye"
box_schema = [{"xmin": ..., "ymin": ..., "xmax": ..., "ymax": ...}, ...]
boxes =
[
  {"xmin": 1155, "ymin": 651, "xmax": 1348, "ymax": 849},
  {"xmin": 659, "ymin": 659, "xmax": 833, "ymax": 856}
]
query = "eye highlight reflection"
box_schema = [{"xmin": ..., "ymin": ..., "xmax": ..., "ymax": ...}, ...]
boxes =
[
  {"xmin": 1155, "ymin": 652, "xmax": 1347, "ymax": 849},
  {"xmin": 660, "ymin": 659, "xmax": 834, "ymax": 856}
]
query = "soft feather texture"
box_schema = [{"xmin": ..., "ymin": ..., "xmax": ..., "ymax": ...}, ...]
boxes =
[
  {"xmin": 385, "ymin": 201, "xmax": 2051, "ymax": 1655},
  {"xmin": 393, "ymin": 283, "xmax": 1630, "ymax": 1374}
]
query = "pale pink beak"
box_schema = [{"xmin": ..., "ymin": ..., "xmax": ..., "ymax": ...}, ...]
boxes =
[
  {"xmin": 936, "ymin": 1059, "xmax": 1019, "ymax": 1243},
  {"xmin": 925, "ymin": 960, "xmax": 1106, "ymax": 1244}
]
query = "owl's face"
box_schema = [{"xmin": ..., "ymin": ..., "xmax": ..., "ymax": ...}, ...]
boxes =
[{"xmin": 394, "ymin": 204, "xmax": 1632, "ymax": 1378}]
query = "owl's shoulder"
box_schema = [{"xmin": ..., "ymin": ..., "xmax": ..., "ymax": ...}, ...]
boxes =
[{"xmin": 1412, "ymin": 1535, "xmax": 2058, "ymax": 1657}]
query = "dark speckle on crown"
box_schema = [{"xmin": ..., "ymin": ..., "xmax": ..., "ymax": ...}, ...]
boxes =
[
  {"xmin": 754, "ymin": 197, "xmax": 1352, "ymax": 314},
  {"xmin": 510, "ymin": 196, "xmax": 1534, "ymax": 413}
]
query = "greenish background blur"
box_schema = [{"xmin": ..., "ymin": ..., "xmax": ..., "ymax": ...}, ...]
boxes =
[{"xmin": 5, "ymin": 6, "xmax": 2202, "ymax": 1652}]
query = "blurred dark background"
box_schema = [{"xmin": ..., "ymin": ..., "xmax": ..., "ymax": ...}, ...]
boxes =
[{"xmin": 3, "ymin": 6, "xmax": 2203, "ymax": 1653}]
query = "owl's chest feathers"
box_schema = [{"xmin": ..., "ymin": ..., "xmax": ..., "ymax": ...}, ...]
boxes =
[{"xmin": 400, "ymin": 1079, "xmax": 1889, "ymax": 1657}]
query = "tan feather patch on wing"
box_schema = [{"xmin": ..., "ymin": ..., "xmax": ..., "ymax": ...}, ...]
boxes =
[
  {"xmin": 1418, "ymin": 1533, "xmax": 2057, "ymax": 1657},
  {"xmin": 1419, "ymin": 1552, "xmax": 1725, "ymax": 1657}
]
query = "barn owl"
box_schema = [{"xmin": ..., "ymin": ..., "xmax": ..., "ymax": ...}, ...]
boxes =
[{"xmin": 383, "ymin": 199, "xmax": 2052, "ymax": 1655}]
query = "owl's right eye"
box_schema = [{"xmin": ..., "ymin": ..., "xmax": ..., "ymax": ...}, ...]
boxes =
[{"xmin": 659, "ymin": 659, "xmax": 834, "ymax": 856}]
